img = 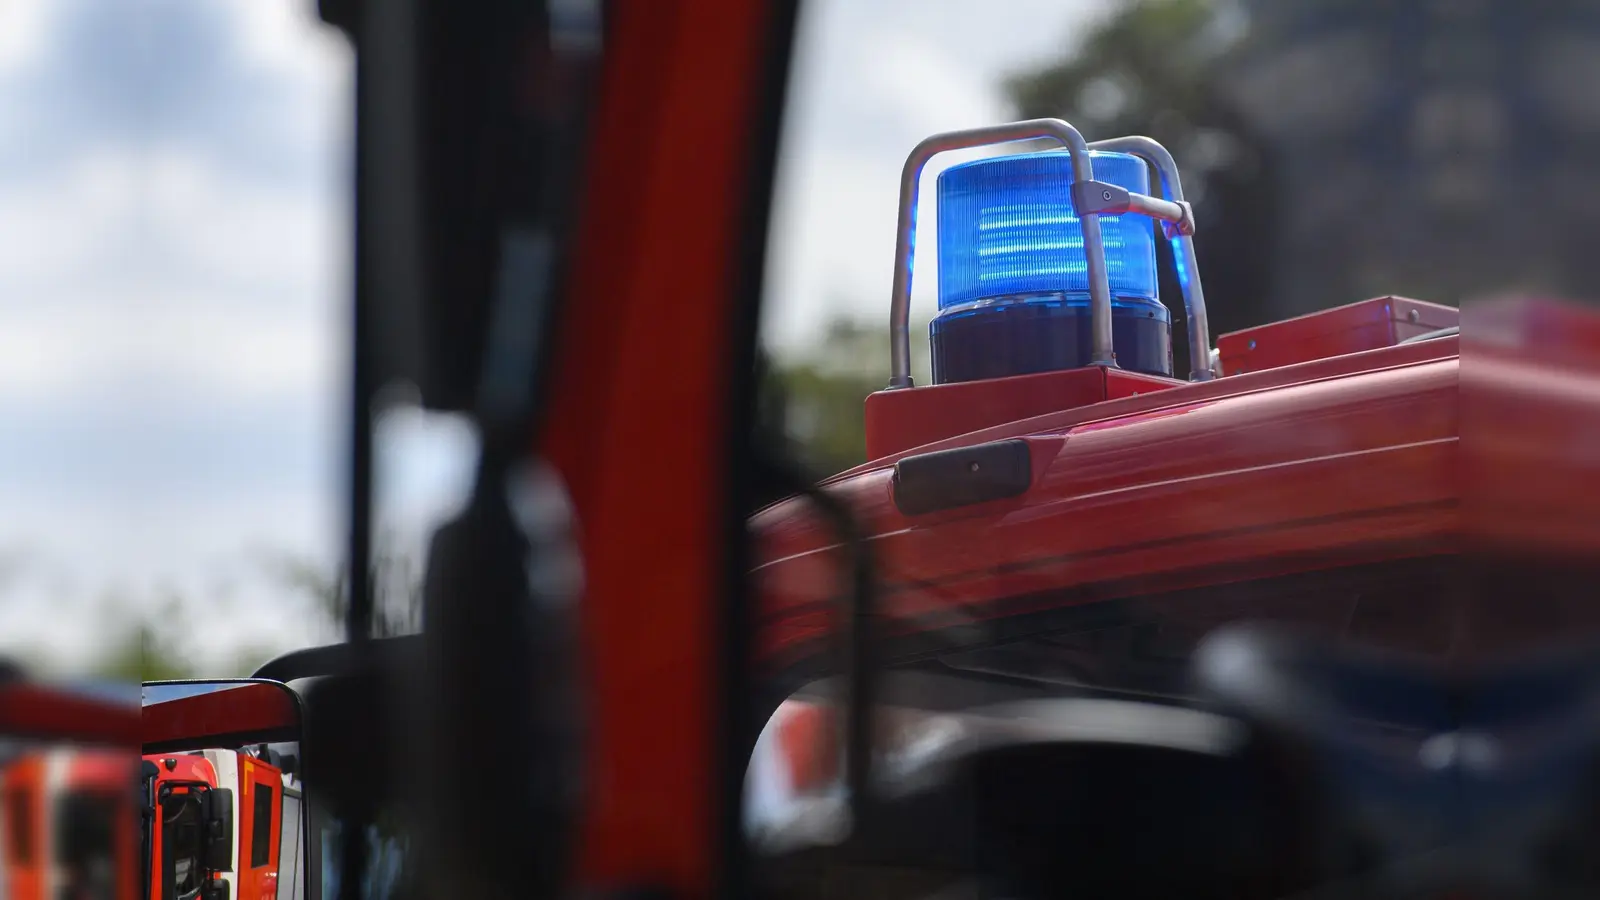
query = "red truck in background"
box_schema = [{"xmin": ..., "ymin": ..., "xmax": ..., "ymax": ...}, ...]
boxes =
[
  {"xmin": 1, "ymin": 745, "xmax": 137, "ymax": 900},
  {"xmin": 140, "ymin": 749, "xmax": 303, "ymax": 900}
]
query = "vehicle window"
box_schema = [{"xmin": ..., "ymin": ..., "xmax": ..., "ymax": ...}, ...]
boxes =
[
  {"xmin": 55, "ymin": 789, "xmax": 117, "ymax": 864},
  {"xmin": 321, "ymin": 813, "xmax": 411, "ymax": 900},
  {"xmin": 252, "ymin": 783, "xmax": 274, "ymax": 867},
  {"xmin": 55, "ymin": 790, "xmax": 120, "ymax": 899},
  {"xmin": 162, "ymin": 792, "xmax": 204, "ymax": 900},
  {"xmin": 6, "ymin": 785, "xmax": 32, "ymax": 864},
  {"xmin": 279, "ymin": 788, "xmax": 304, "ymax": 899}
]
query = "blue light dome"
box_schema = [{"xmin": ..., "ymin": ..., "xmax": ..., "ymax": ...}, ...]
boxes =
[
  {"xmin": 936, "ymin": 149, "xmax": 1158, "ymax": 310},
  {"xmin": 930, "ymin": 149, "xmax": 1171, "ymax": 383}
]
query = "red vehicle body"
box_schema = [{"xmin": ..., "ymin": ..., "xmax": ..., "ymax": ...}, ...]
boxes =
[
  {"xmin": 140, "ymin": 749, "xmax": 292, "ymax": 900},
  {"xmin": 749, "ymin": 294, "xmax": 1600, "ymax": 753},
  {"xmin": 1, "ymin": 747, "xmax": 138, "ymax": 900}
]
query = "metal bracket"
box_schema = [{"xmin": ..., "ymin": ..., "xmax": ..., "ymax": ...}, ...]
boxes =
[
  {"xmin": 1069, "ymin": 180, "xmax": 1190, "ymax": 230},
  {"xmin": 1088, "ymin": 135, "xmax": 1212, "ymax": 382},
  {"xmin": 1069, "ymin": 180, "xmax": 1132, "ymax": 216}
]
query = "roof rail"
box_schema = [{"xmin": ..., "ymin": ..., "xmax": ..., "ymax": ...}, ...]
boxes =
[{"xmin": 1399, "ymin": 325, "xmax": 1460, "ymax": 345}]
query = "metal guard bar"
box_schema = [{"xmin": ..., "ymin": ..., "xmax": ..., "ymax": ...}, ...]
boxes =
[
  {"xmin": 887, "ymin": 120, "xmax": 1210, "ymax": 388},
  {"xmin": 1088, "ymin": 135, "xmax": 1213, "ymax": 382}
]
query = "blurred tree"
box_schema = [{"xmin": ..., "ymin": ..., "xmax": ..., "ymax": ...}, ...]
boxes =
[
  {"xmin": 95, "ymin": 620, "xmax": 195, "ymax": 682},
  {"xmin": 757, "ymin": 316, "xmax": 931, "ymax": 479},
  {"xmin": 1003, "ymin": 0, "xmax": 1280, "ymax": 367},
  {"xmin": 226, "ymin": 643, "xmax": 293, "ymax": 680},
  {"xmin": 257, "ymin": 533, "xmax": 423, "ymax": 646}
]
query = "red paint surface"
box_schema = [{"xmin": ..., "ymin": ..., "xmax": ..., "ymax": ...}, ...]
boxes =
[
  {"xmin": 865, "ymin": 366, "xmax": 1184, "ymax": 461},
  {"xmin": 1217, "ymin": 295, "xmax": 1457, "ymax": 376},
  {"xmin": 756, "ymin": 344, "xmax": 1463, "ymax": 668},
  {"xmin": 831, "ymin": 333, "xmax": 1459, "ymax": 483},
  {"xmin": 0, "ymin": 685, "xmax": 138, "ymax": 745},
  {"xmin": 539, "ymin": 0, "xmax": 777, "ymax": 890},
  {"xmin": 142, "ymin": 683, "xmax": 298, "ymax": 748},
  {"xmin": 775, "ymin": 702, "xmax": 839, "ymax": 793},
  {"xmin": 235, "ymin": 755, "xmax": 284, "ymax": 900},
  {"xmin": 3, "ymin": 754, "xmax": 46, "ymax": 900}
]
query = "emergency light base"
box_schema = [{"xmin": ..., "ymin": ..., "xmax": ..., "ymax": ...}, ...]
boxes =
[{"xmin": 864, "ymin": 365, "xmax": 1184, "ymax": 462}]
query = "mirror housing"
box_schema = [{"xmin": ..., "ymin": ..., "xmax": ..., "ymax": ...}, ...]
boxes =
[
  {"xmin": 143, "ymin": 682, "xmax": 306, "ymax": 898},
  {"xmin": 201, "ymin": 787, "xmax": 235, "ymax": 873},
  {"xmin": 140, "ymin": 759, "xmax": 158, "ymax": 815},
  {"xmin": 143, "ymin": 680, "xmax": 300, "ymax": 751}
]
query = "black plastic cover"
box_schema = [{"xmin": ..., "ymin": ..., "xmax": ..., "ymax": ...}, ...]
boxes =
[
  {"xmin": 202, "ymin": 787, "xmax": 235, "ymax": 873},
  {"xmin": 892, "ymin": 439, "xmax": 1033, "ymax": 516}
]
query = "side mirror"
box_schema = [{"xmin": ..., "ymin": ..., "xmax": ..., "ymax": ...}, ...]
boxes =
[
  {"xmin": 142, "ymin": 681, "xmax": 299, "ymax": 751},
  {"xmin": 201, "ymin": 787, "xmax": 235, "ymax": 872},
  {"xmin": 143, "ymin": 680, "xmax": 306, "ymax": 899}
]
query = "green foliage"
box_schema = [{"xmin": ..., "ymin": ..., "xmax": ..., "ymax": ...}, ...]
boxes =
[
  {"xmin": 253, "ymin": 538, "xmax": 423, "ymax": 645},
  {"xmin": 1005, "ymin": 0, "xmax": 1236, "ymax": 141},
  {"xmin": 93, "ymin": 622, "xmax": 196, "ymax": 682},
  {"xmin": 760, "ymin": 316, "xmax": 930, "ymax": 476},
  {"xmin": 73, "ymin": 536, "xmax": 424, "ymax": 683}
]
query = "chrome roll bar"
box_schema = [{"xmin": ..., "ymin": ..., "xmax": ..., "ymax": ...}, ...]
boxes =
[
  {"xmin": 1088, "ymin": 135, "xmax": 1212, "ymax": 382},
  {"xmin": 885, "ymin": 119, "xmax": 1210, "ymax": 389}
]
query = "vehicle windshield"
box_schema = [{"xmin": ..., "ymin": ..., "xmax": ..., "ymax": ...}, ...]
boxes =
[
  {"xmin": 55, "ymin": 788, "xmax": 120, "ymax": 899},
  {"xmin": 160, "ymin": 790, "xmax": 204, "ymax": 900}
]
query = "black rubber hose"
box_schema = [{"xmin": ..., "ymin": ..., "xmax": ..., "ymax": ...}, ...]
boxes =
[{"xmin": 752, "ymin": 450, "xmax": 879, "ymax": 832}]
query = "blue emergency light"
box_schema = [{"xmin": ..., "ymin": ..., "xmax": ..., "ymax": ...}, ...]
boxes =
[{"xmin": 930, "ymin": 149, "xmax": 1171, "ymax": 384}]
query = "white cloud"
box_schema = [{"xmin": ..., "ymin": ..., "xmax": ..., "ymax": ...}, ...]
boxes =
[
  {"xmin": 0, "ymin": 163, "xmax": 346, "ymax": 406},
  {"xmin": 233, "ymin": 0, "xmax": 348, "ymax": 74},
  {"xmin": 0, "ymin": 0, "xmax": 50, "ymax": 73},
  {"xmin": 0, "ymin": 151, "xmax": 139, "ymax": 286},
  {"xmin": 143, "ymin": 148, "xmax": 346, "ymax": 290},
  {"xmin": 231, "ymin": 0, "xmax": 356, "ymax": 166}
]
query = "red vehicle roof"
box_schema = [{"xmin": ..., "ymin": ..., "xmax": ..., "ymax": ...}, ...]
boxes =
[
  {"xmin": 753, "ymin": 296, "xmax": 1600, "ymax": 684},
  {"xmin": 143, "ymin": 752, "xmax": 218, "ymax": 788}
]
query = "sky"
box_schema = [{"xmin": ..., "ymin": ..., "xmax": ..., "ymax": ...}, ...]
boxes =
[
  {"xmin": 763, "ymin": 0, "xmax": 1115, "ymax": 354},
  {"xmin": 142, "ymin": 679, "xmax": 253, "ymax": 706},
  {"xmin": 0, "ymin": 0, "xmax": 1112, "ymax": 676}
]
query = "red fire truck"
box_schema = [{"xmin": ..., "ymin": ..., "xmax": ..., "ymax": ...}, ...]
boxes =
[
  {"xmin": 1, "ymin": 746, "xmax": 137, "ymax": 900},
  {"xmin": 739, "ymin": 120, "xmax": 1600, "ymax": 893},
  {"xmin": 140, "ymin": 749, "xmax": 301, "ymax": 900}
]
